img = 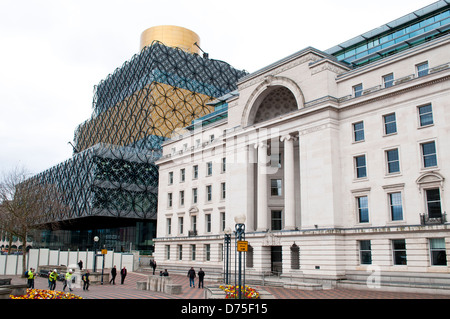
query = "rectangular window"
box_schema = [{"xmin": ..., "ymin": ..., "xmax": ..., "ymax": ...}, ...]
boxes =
[
  {"xmin": 178, "ymin": 245, "xmax": 183, "ymax": 260},
  {"xmin": 166, "ymin": 218, "xmax": 172, "ymax": 235},
  {"xmin": 191, "ymin": 215, "xmax": 197, "ymax": 233},
  {"xmin": 418, "ymin": 104, "xmax": 433, "ymax": 127},
  {"xmin": 357, "ymin": 196, "xmax": 369, "ymax": 223},
  {"xmin": 207, "ymin": 162, "xmax": 213, "ymax": 176},
  {"xmin": 191, "ymin": 245, "xmax": 196, "ymax": 261},
  {"xmin": 206, "ymin": 185, "xmax": 212, "ymax": 202},
  {"xmin": 179, "ymin": 190, "xmax": 184, "ymax": 206},
  {"xmin": 168, "ymin": 171, "xmax": 173, "ymax": 185},
  {"xmin": 355, "ymin": 155, "xmax": 367, "ymax": 178},
  {"xmin": 360, "ymin": 240, "xmax": 372, "ymax": 265},
  {"xmin": 353, "ymin": 121, "xmax": 365, "ymax": 142},
  {"xmin": 205, "ymin": 214, "xmax": 211, "ymax": 233},
  {"xmin": 221, "ymin": 157, "xmax": 226, "ymax": 173},
  {"xmin": 422, "ymin": 141, "xmax": 437, "ymax": 168},
  {"xmin": 392, "ymin": 239, "xmax": 407, "ymax": 265},
  {"xmin": 271, "ymin": 179, "xmax": 282, "ymax": 196},
  {"xmin": 180, "ymin": 168, "xmax": 185, "ymax": 182},
  {"xmin": 353, "ymin": 83, "xmax": 363, "ymax": 97},
  {"xmin": 383, "ymin": 113, "xmax": 397, "ymax": 135},
  {"xmin": 271, "ymin": 210, "xmax": 282, "ymax": 231},
  {"xmin": 417, "ymin": 61, "xmax": 429, "ymax": 77},
  {"xmin": 192, "ymin": 188, "xmax": 198, "ymax": 204},
  {"xmin": 426, "ymin": 188, "xmax": 442, "ymax": 218},
  {"xmin": 389, "ymin": 192, "xmax": 403, "ymax": 221},
  {"xmin": 386, "ymin": 149, "xmax": 400, "ymax": 174},
  {"xmin": 178, "ymin": 217, "xmax": 184, "ymax": 234},
  {"xmin": 383, "ymin": 73, "xmax": 394, "ymax": 88},
  {"xmin": 220, "ymin": 212, "xmax": 226, "ymax": 232},
  {"xmin": 205, "ymin": 244, "xmax": 211, "ymax": 261},
  {"xmin": 430, "ymin": 238, "xmax": 447, "ymax": 266},
  {"xmin": 165, "ymin": 245, "xmax": 170, "ymax": 260},
  {"xmin": 168, "ymin": 193, "xmax": 173, "ymax": 208},
  {"xmin": 221, "ymin": 182, "xmax": 226, "ymax": 199},
  {"xmin": 193, "ymin": 165, "xmax": 198, "ymax": 179}
]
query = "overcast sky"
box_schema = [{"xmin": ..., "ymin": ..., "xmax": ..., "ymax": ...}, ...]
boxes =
[{"xmin": 0, "ymin": 0, "xmax": 435, "ymax": 176}]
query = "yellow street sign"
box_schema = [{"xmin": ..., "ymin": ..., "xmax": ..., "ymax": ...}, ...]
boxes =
[{"xmin": 237, "ymin": 241, "xmax": 248, "ymax": 252}]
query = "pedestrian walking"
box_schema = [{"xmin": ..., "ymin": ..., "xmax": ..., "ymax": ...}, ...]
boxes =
[
  {"xmin": 63, "ymin": 269, "xmax": 74, "ymax": 292},
  {"xmin": 150, "ymin": 259, "xmax": 157, "ymax": 275},
  {"xmin": 26, "ymin": 268, "xmax": 36, "ymax": 289},
  {"xmin": 187, "ymin": 267, "xmax": 196, "ymax": 288},
  {"xmin": 198, "ymin": 268, "xmax": 205, "ymax": 289},
  {"xmin": 110, "ymin": 265, "xmax": 117, "ymax": 285},
  {"xmin": 120, "ymin": 267, "xmax": 127, "ymax": 284},
  {"xmin": 78, "ymin": 260, "xmax": 83, "ymax": 270},
  {"xmin": 82, "ymin": 270, "xmax": 90, "ymax": 291},
  {"xmin": 49, "ymin": 269, "xmax": 58, "ymax": 290}
]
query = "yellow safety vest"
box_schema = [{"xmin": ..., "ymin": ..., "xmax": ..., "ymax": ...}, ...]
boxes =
[
  {"xmin": 27, "ymin": 271, "xmax": 35, "ymax": 279},
  {"xmin": 49, "ymin": 272, "xmax": 58, "ymax": 281}
]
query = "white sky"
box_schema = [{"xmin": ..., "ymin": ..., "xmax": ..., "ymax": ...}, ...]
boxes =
[{"xmin": 0, "ymin": 0, "xmax": 435, "ymax": 175}]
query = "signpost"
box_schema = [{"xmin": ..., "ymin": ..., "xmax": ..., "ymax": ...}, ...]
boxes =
[{"xmin": 237, "ymin": 241, "xmax": 248, "ymax": 252}]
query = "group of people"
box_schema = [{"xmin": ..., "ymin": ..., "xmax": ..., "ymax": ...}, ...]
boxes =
[
  {"xmin": 23, "ymin": 260, "xmax": 128, "ymax": 292},
  {"xmin": 187, "ymin": 267, "xmax": 205, "ymax": 288},
  {"xmin": 108, "ymin": 265, "xmax": 128, "ymax": 285}
]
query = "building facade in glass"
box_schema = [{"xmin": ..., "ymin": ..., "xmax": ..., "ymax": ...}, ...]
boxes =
[{"xmin": 11, "ymin": 27, "xmax": 246, "ymax": 253}]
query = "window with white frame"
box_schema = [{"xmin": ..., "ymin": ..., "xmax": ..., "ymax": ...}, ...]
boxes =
[
  {"xmin": 180, "ymin": 168, "xmax": 185, "ymax": 182},
  {"xmin": 178, "ymin": 216, "xmax": 184, "ymax": 234},
  {"xmin": 168, "ymin": 171, "xmax": 173, "ymax": 185},
  {"xmin": 191, "ymin": 244, "xmax": 196, "ymax": 261},
  {"xmin": 168, "ymin": 193, "xmax": 173, "ymax": 208},
  {"xmin": 426, "ymin": 188, "xmax": 442, "ymax": 218},
  {"xmin": 353, "ymin": 121, "xmax": 365, "ymax": 142},
  {"xmin": 179, "ymin": 190, "xmax": 184, "ymax": 206},
  {"xmin": 166, "ymin": 218, "xmax": 172, "ymax": 235},
  {"xmin": 165, "ymin": 245, "xmax": 170, "ymax": 260},
  {"xmin": 418, "ymin": 104, "xmax": 433, "ymax": 127},
  {"xmin": 221, "ymin": 157, "xmax": 226, "ymax": 173},
  {"xmin": 383, "ymin": 113, "xmax": 397, "ymax": 135},
  {"xmin": 357, "ymin": 196, "xmax": 369, "ymax": 223},
  {"xmin": 430, "ymin": 238, "xmax": 447, "ymax": 266},
  {"xmin": 205, "ymin": 244, "xmax": 211, "ymax": 261},
  {"xmin": 416, "ymin": 61, "xmax": 429, "ymax": 77},
  {"xmin": 178, "ymin": 245, "xmax": 183, "ymax": 260},
  {"xmin": 421, "ymin": 141, "xmax": 437, "ymax": 168},
  {"xmin": 355, "ymin": 155, "xmax": 367, "ymax": 178},
  {"xmin": 221, "ymin": 182, "xmax": 226, "ymax": 199},
  {"xmin": 192, "ymin": 188, "xmax": 198, "ymax": 204},
  {"xmin": 205, "ymin": 214, "xmax": 212, "ymax": 233},
  {"xmin": 271, "ymin": 179, "xmax": 282, "ymax": 196},
  {"xmin": 206, "ymin": 162, "xmax": 213, "ymax": 176},
  {"xmin": 392, "ymin": 239, "xmax": 407, "ymax": 265},
  {"xmin": 353, "ymin": 83, "xmax": 363, "ymax": 97},
  {"xmin": 386, "ymin": 148, "xmax": 400, "ymax": 174},
  {"xmin": 360, "ymin": 240, "xmax": 372, "ymax": 265},
  {"xmin": 389, "ymin": 192, "xmax": 403, "ymax": 221},
  {"xmin": 206, "ymin": 185, "xmax": 212, "ymax": 202},
  {"xmin": 193, "ymin": 165, "xmax": 198, "ymax": 179},
  {"xmin": 383, "ymin": 73, "xmax": 394, "ymax": 88}
]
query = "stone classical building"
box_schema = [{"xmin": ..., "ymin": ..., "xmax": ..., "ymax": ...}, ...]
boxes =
[{"xmin": 154, "ymin": 1, "xmax": 450, "ymax": 289}]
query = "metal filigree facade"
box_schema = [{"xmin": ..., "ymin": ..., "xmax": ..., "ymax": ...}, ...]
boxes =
[{"xmin": 30, "ymin": 41, "xmax": 246, "ymax": 250}]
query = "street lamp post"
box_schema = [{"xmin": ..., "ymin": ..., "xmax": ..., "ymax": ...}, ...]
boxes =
[
  {"xmin": 234, "ymin": 214, "xmax": 246, "ymax": 300},
  {"xmin": 223, "ymin": 227, "xmax": 232, "ymax": 285},
  {"xmin": 93, "ymin": 236, "xmax": 99, "ymax": 273}
]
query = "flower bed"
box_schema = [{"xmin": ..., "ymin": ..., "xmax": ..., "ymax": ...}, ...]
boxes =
[
  {"xmin": 219, "ymin": 284, "xmax": 260, "ymax": 299},
  {"xmin": 10, "ymin": 288, "xmax": 82, "ymax": 299}
]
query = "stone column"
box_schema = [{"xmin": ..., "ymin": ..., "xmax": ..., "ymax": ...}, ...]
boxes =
[
  {"xmin": 255, "ymin": 142, "xmax": 269, "ymax": 231},
  {"xmin": 281, "ymin": 134, "xmax": 295, "ymax": 230}
]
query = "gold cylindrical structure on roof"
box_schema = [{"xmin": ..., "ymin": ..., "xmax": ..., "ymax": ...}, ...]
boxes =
[{"xmin": 140, "ymin": 25, "xmax": 201, "ymax": 54}]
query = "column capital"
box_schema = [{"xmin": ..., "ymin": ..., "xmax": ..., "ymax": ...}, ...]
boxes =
[
  {"xmin": 253, "ymin": 141, "xmax": 268, "ymax": 149},
  {"xmin": 280, "ymin": 134, "xmax": 297, "ymax": 142}
]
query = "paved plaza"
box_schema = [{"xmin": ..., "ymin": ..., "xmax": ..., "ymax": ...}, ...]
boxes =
[{"xmin": 4, "ymin": 271, "xmax": 450, "ymax": 299}]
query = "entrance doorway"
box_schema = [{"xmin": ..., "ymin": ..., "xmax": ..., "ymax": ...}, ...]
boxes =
[{"xmin": 271, "ymin": 246, "xmax": 282, "ymax": 275}]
